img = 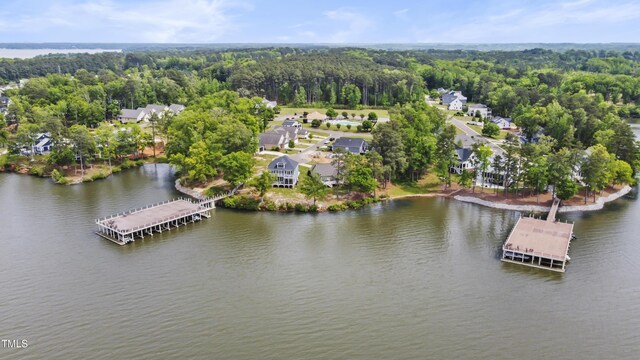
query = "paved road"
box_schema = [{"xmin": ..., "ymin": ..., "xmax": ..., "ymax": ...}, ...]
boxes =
[{"xmin": 449, "ymin": 118, "xmax": 505, "ymax": 156}]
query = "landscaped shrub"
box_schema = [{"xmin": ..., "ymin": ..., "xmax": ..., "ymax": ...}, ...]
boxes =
[
  {"xmin": 88, "ymin": 171, "xmax": 109, "ymax": 181},
  {"xmin": 28, "ymin": 165, "xmax": 45, "ymax": 177},
  {"xmin": 120, "ymin": 160, "xmax": 136, "ymax": 169},
  {"xmin": 51, "ymin": 169, "xmax": 70, "ymax": 185},
  {"xmin": 327, "ymin": 203, "xmax": 347, "ymax": 212},
  {"xmin": 260, "ymin": 199, "xmax": 278, "ymax": 211},
  {"xmin": 222, "ymin": 195, "xmax": 261, "ymax": 210}
]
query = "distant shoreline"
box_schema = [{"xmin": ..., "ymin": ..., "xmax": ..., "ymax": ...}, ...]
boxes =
[{"xmin": 0, "ymin": 48, "xmax": 121, "ymax": 59}]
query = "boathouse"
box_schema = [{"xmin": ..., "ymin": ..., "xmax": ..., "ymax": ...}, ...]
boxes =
[{"xmin": 501, "ymin": 199, "xmax": 574, "ymax": 272}]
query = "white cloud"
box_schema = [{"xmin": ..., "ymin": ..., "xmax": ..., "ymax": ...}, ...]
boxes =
[
  {"xmin": 394, "ymin": 8, "xmax": 409, "ymax": 20},
  {"xmin": 415, "ymin": 0, "xmax": 640, "ymax": 43},
  {"xmin": 0, "ymin": 0, "xmax": 253, "ymax": 42},
  {"xmin": 320, "ymin": 8, "xmax": 374, "ymax": 43}
]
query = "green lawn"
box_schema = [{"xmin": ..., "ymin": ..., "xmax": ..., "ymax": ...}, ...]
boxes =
[
  {"xmin": 279, "ymin": 107, "xmax": 389, "ymax": 119},
  {"xmin": 466, "ymin": 124, "xmax": 509, "ymax": 140},
  {"xmin": 384, "ymin": 172, "xmax": 444, "ymax": 197},
  {"xmin": 266, "ymin": 169, "xmax": 311, "ymax": 197}
]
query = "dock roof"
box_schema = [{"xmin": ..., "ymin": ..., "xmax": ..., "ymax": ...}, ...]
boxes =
[
  {"xmin": 99, "ymin": 200, "xmax": 203, "ymax": 233},
  {"xmin": 504, "ymin": 217, "xmax": 573, "ymax": 261}
]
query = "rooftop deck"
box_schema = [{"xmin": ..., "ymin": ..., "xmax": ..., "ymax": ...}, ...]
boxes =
[
  {"xmin": 99, "ymin": 200, "xmax": 204, "ymax": 233},
  {"xmin": 502, "ymin": 198, "xmax": 574, "ymax": 272},
  {"xmin": 504, "ymin": 217, "xmax": 574, "ymax": 262}
]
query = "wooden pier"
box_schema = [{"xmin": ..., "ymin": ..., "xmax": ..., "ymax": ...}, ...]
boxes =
[
  {"xmin": 501, "ymin": 198, "xmax": 574, "ymax": 272},
  {"xmin": 95, "ymin": 190, "xmax": 236, "ymax": 245}
]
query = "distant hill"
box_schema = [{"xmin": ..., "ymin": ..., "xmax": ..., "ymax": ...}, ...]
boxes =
[{"xmin": 2, "ymin": 43, "xmax": 640, "ymax": 53}]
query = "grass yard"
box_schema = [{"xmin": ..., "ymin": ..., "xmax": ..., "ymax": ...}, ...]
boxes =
[
  {"xmin": 383, "ymin": 172, "xmax": 444, "ymax": 197},
  {"xmin": 279, "ymin": 107, "xmax": 390, "ymax": 119},
  {"xmin": 466, "ymin": 124, "xmax": 509, "ymax": 140}
]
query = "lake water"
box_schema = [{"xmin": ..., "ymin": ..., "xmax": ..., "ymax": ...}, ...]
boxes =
[
  {"xmin": 0, "ymin": 49, "xmax": 121, "ymax": 59},
  {"xmin": 1, "ymin": 162, "xmax": 639, "ymax": 359}
]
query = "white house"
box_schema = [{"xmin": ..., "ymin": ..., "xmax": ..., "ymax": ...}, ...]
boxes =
[
  {"xmin": 442, "ymin": 91, "xmax": 467, "ymax": 106},
  {"xmin": 118, "ymin": 108, "xmax": 147, "ymax": 123},
  {"xmin": 282, "ymin": 119, "xmax": 302, "ymax": 128},
  {"xmin": 491, "ymin": 116, "xmax": 516, "ymax": 130},
  {"xmin": 144, "ymin": 104, "xmax": 169, "ymax": 118},
  {"xmin": 262, "ymin": 98, "xmax": 277, "ymax": 109},
  {"xmin": 268, "ymin": 156, "xmax": 300, "ymax": 188},
  {"xmin": 467, "ymin": 104, "xmax": 492, "ymax": 118},
  {"xmin": 450, "ymin": 147, "xmax": 477, "ymax": 175},
  {"xmin": 448, "ymin": 98, "xmax": 464, "ymax": 111}
]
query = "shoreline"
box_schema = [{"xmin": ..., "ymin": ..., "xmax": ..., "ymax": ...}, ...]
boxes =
[
  {"xmin": 174, "ymin": 177, "xmax": 635, "ymax": 214},
  {"xmin": 453, "ymin": 185, "xmax": 633, "ymax": 213}
]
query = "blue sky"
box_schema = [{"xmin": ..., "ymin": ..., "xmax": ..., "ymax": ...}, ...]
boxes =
[{"xmin": 1, "ymin": 0, "xmax": 639, "ymax": 43}]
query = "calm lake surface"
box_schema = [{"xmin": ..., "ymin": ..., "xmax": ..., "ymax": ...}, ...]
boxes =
[
  {"xmin": 0, "ymin": 49, "xmax": 121, "ymax": 59},
  {"xmin": 0, "ymin": 160, "xmax": 639, "ymax": 359}
]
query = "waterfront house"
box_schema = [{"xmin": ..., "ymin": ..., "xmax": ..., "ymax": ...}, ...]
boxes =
[
  {"xmin": 34, "ymin": 133, "xmax": 53, "ymax": 155},
  {"xmin": 118, "ymin": 108, "xmax": 147, "ymax": 123},
  {"xmin": 450, "ymin": 147, "xmax": 477, "ymax": 175},
  {"xmin": 442, "ymin": 91, "xmax": 467, "ymax": 106},
  {"xmin": 332, "ymin": 137, "xmax": 368, "ymax": 154},
  {"xmin": 311, "ymin": 163, "xmax": 340, "ymax": 187},
  {"xmin": 268, "ymin": 156, "xmax": 300, "ymax": 188},
  {"xmin": 491, "ymin": 116, "xmax": 516, "ymax": 130},
  {"xmin": 467, "ymin": 104, "xmax": 492, "ymax": 118},
  {"xmin": 0, "ymin": 95, "xmax": 9, "ymax": 108},
  {"xmin": 259, "ymin": 133, "xmax": 285, "ymax": 151}
]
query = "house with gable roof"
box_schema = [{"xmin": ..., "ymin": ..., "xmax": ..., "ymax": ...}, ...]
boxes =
[{"xmin": 268, "ymin": 155, "xmax": 300, "ymax": 188}]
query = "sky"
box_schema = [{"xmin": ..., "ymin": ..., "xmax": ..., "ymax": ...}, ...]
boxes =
[{"xmin": 0, "ymin": 0, "xmax": 639, "ymax": 44}]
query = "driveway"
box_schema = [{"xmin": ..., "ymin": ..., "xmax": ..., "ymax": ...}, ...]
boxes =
[{"xmin": 449, "ymin": 118, "xmax": 505, "ymax": 156}]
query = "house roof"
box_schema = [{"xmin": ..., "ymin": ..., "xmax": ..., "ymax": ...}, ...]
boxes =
[
  {"xmin": 282, "ymin": 119, "xmax": 299, "ymax": 127},
  {"xmin": 311, "ymin": 163, "xmax": 338, "ymax": 178},
  {"xmin": 259, "ymin": 133, "xmax": 284, "ymax": 148},
  {"xmin": 272, "ymin": 126, "xmax": 298, "ymax": 138},
  {"xmin": 297, "ymin": 127, "xmax": 309, "ymax": 135},
  {"xmin": 306, "ymin": 111, "xmax": 326, "ymax": 120},
  {"xmin": 455, "ymin": 147, "xmax": 474, "ymax": 163},
  {"xmin": 268, "ymin": 156, "xmax": 298, "ymax": 171},
  {"xmin": 262, "ymin": 98, "xmax": 277, "ymax": 108},
  {"xmin": 169, "ymin": 104, "xmax": 185, "ymax": 113},
  {"xmin": 119, "ymin": 108, "xmax": 145, "ymax": 119},
  {"xmin": 145, "ymin": 104, "xmax": 168, "ymax": 113},
  {"xmin": 333, "ymin": 137, "xmax": 367, "ymax": 150},
  {"xmin": 36, "ymin": 137, "xmax": 52, "ymax": 148},
  {"xmin": 469, "ymin": 104, "xmax": 488, "ymax": 109}
]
